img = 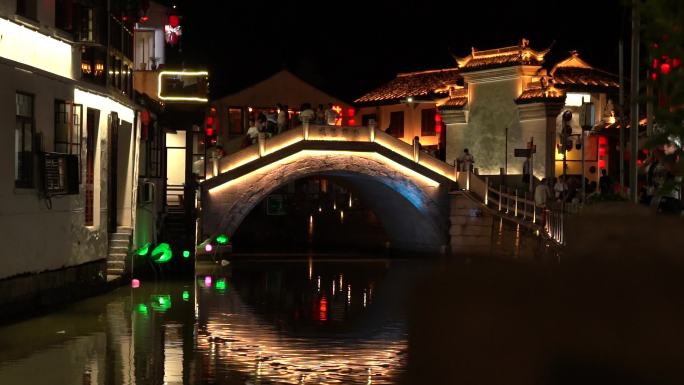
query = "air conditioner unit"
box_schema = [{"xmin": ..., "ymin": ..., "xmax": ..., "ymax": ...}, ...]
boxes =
[
  {"xmin": 40, "ymin": 152, "xmax": 79, "ymax": 197},
  {"xmin": 138, "ymin": 180, "xmax": 155, "ymax": 204}
]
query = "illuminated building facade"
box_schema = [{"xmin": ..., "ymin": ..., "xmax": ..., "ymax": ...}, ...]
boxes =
[
  {"xmin": 354, "ymin": 68, "xmax": 459, "ymax": 158},
  {"xmin": 0, "ymin": 0, "xmax": 144, "ymax": 316},
  {"xmin": 357, "ymin": 39, "xmax": 620, "ymax": 181}
]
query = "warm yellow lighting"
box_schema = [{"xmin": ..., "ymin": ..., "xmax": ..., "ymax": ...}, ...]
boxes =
[
  {"xmin": 158, "ymin": 70, "xmax": 209, "ymax": 102},
  {"xmin": 219, "ymin": 152, "xmax": 259, "ymax": 173},
  {"xmin": 340, "ymin": 210, "xmax": 344, "ymax": 223},
  {"xmin": 0, "ymin": 17, "xmax": 72, "ymax": 78},
  {"xmin": 81, "ymin": 62, "xmax": 92, "ymax": 74},
  {"xmin": 95, "ymin": 62, "xmax": 104, "ymax": 76},
  {"xmin": 74, "ymin": 88, "xmax": 134, "ymax": 122},
  {"xmin": 565, "ymin": 92, "xmax": 591, "ymax": 107},
  {"xmin": 208, "ymin": 150, "xmax": 441, "ymax": 195}
]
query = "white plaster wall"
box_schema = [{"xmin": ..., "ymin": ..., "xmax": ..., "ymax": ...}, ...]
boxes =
[{"xmin": 0, "ymin": 62, "xmax": 110, "ymax": 280}]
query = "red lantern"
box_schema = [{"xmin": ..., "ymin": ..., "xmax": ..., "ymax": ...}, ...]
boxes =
[
  {"xmin": 652, "ymin": 58, "xmax": 659, "ymax": 69},
  {"xmin": 673, "ymin": 57, "xmax": 681, "ymax": 68},
  {"xmin": 169, "ymin": 15, "xmax": 180, "ymax": 28},
  {"xmin": 660, "ymin": 62, "xmax": 671, "ymax": 75},
  {"xmin": 652, "ymin": 72, "xmax": 658, "ymax": 81}
]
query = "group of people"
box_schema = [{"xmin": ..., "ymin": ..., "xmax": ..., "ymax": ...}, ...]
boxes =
[{"xmin": 244, "ymin": 102, "xmax": 341, "ymax": 146}]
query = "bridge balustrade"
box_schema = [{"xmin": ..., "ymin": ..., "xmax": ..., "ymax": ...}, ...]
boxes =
[
  {"xmin": 208, "ymin": 123, "xmax": 457, "ymax": 183},
  {"xmin": 457, "ymin": 170, "xmax": 565, "ymax": 245}
]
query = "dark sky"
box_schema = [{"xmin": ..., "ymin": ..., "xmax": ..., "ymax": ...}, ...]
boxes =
[{"xmin": 176, "ymin": 0, "xmax": 626, "ymax": 102}]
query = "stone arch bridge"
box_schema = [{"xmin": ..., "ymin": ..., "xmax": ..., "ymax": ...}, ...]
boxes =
[{"xmin": 200, "ymin": 124, "xmax": 460, "ymax": 253}]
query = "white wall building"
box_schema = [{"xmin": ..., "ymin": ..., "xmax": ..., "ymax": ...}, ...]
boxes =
[{"xmin": 0, "ymin": 0, "xmax": 141, "ymax": 317}]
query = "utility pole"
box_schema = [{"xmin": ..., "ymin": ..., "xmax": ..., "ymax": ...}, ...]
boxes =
[
  {"xmin": 629, "ymin": 0, "xmax": 640, "ymax": 203},
  {"xmin": 619, "ymin": 40, "xmax": 625, "ymax": 193}
]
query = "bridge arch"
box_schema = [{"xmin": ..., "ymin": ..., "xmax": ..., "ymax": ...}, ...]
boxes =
[{"xmin": 201, "ymin": 126, "xmax": 456, "ymax": 253}]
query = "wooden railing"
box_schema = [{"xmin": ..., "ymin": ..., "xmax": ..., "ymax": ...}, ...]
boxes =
[{"xmin": 457, "ymin": 170, "xmax": 565, "ymax": 245}]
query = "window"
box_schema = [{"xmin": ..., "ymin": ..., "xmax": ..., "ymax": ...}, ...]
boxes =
[
  {"xmin": 228, "ymin": 108, "xmax": 243, "ymax": 135},
  {"xmin": 55, "ymin": 0, "xmax": 73, "ymax": 31},
  {"xmin": 421, "ymin": 108, "xmax": 437, "ymax": 136},
  {"xmin": 54, "ymin": 100, "xmax": 83, "ymax": 181},
  {"xmin": 16, "ymin": 0, "xmax": 37, "ymax": 20},
  {"xmin": 387, "ymin": 111, "xmax": 404, "ymax": 138},
  {"xmin": 362, "ymin": 113, "xmax": 377, "ymax": 127},
  {"xmin": 15, "ymin": 93, "xmax": 34, "ymax": 188}
]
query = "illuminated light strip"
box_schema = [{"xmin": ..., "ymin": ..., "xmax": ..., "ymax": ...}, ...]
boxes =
[
  {"xmin": 0, "ymin": 17, "xmax": 72, "ymax": 78},
  {"xmin": 219, "ymin": 152, "xmax": 260, "ymax": 174},
  {"xmin": 157, "ymin": 70, "xmax": 209, "ymax": 102},
  {"xmin": 74, "ymin": 88, "xmax": 134, "ymax": 122},
  {"xmin": 262, "ymin": 135, "xmax": 304, "ymax": 157},
  {"xmin": 208, "ymin": 150, "xmax": 441, "ymax": 195}
]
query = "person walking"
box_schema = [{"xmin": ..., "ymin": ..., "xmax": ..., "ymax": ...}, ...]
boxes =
[
  {"xmin": 299, "ymin": 103, "xmax": 315, "ymax": 124},
  {"xmin": 599, "ymin": 169, "xmax": 612, "ymax": 195},
  {"xmin": 458, "ymin": 148, "xmax": 474, "ymax": 172},
  {"xmin": 535, "ymin": 178, "xmax": 552, "ymax": 229}
]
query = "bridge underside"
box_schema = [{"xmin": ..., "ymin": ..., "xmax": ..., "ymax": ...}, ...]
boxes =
[{"xmin": 201, "ymin": 140, "xmax": 455, "ymax": 253}]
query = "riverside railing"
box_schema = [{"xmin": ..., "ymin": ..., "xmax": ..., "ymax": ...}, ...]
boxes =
[{"xmin": 457, "ymin": 170, "xmax": 565, "ymax": 245}]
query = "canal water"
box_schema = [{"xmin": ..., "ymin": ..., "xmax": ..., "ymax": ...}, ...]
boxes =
[{"xmin": 0, "ymin": 223, "xmax": 552, "ymax": 385}]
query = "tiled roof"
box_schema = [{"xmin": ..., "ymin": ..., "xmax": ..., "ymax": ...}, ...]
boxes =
[
  {"xmin": 550, "ymin": 52, "xmax": 620, "ymax": 90},
  {"xmin": 439, "ymin": 97, "xmax": 468, "ymax": 109},
  {"xmin": 438, "ymin": 87, "xmax": 468, "ymax": 109},
  {"xmin": 355, "ymin": 68, "xmax": 461, "ymax": 104},
  {"xmin": 516, "ymin": 84, "xmax": 565, "ymax": 104},
  {"xmin": 455, "ymin": 39, "xmax": 550, "ymax": 72}
]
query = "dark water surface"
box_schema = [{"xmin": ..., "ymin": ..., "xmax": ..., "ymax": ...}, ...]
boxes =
[
  {"xmin": 0, "ymin": 258, "xmax": 432, "ymax": 385},
  {"xmin": 0, "ymin": 221, "xmax": 551, "ymax": 385}
]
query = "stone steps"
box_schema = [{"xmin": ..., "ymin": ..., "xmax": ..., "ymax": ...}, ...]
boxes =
[{"xmin": 107, "ymin": 229, "xmax": 132, "ymax": 278}]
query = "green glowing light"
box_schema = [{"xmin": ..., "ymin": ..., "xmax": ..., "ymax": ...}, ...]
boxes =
[
  {"xmin": 136, "ymin": 242, "xmax": 151, "ymax": 256},
  {"xmin": 136, "ymin": 303, "xmax": 149, "ymax": 314},
  {"xmin": 151, "ymin": 243, "xmax": 173, "ymax": 263},
  {"xmin": 216, "ymin": 234, "xmax": 229, "ymax": 245},
  {"xmin": 182, "ymin": 290, "xmax": 190, "ymax": 301},
  {"xmin": 215, "ymin": 278, "xmax": 227, "ymax": 291},
  {"xmin": 182, "ymin": 250, "xmax": 190, "ymax": 258},
  {"xmin": 150, "ymin": 294, "xmax": 172, "ymax": 312}
]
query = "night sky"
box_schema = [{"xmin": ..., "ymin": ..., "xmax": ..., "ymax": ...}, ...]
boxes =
[{"xmin": 175, "ymin": 0, "xmax": 626, "ymax": 102}]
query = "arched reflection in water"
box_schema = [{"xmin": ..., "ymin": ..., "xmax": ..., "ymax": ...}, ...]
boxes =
[{"xmin": 0, "ymin": 258, "xmax": 429, "ymax": 385}]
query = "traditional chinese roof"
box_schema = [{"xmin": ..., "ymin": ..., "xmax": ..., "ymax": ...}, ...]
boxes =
[
  {"xmin": 516, "ymin": 85, "xmax": 565, "ymax": 104},
  {"xmin": 438, "ymin": 87, "xmax": 469, "ymax": 110},
  {"xmin": 355, "ymin": 68, "xmax": 461, "ymax": 105},
  {"xmin": 550, "ymin": 51, "xmax": 620, "ymax": 91},
  {"xmin": 455, "ymin": 39, "xmax": 550, "ymax": 72}
]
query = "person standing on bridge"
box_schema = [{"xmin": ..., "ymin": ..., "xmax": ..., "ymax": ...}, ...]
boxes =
[
  {"xmin": 325, "ymin": 103, "xmax": 339, "ymax": 126},
  {"xmin": 458, "ymin": 148, "xmax": 474, "ymax": 172}
]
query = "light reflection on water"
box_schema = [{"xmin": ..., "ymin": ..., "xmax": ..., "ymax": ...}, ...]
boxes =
[{"xmin": 0, "ymin": 258, "xmax": 423, "ymax": 385}]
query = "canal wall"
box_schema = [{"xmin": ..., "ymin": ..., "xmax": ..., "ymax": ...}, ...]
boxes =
[
  {"xmin": 449, "ymin": 191, "xmax": 493, "ymax": 255},
  {"xmin": 0, "ymin": 259, "xmax": 107, "ymax": 322}
]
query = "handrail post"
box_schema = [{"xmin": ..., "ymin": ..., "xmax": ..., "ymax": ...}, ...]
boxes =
[
  {"xmin": 523, "ymin": 192, "xmax": 527, "ymax": 220},
  {"xmin": 369, "ymin": 120, "xmax": 376, "ymax": 143},
  {"xmin": 484, "ymin": 177, "xmax": 489, "ymax": 205},
  {"xmin": 514, "ymin": 189, "xmax": 518, "ymax": 217},
  {"xmin": 466, "ymin": 168, "xmax": 471, "ymax": 191},
  {"xmin": 412, "ymin": 137, "xmax": 420, "ymax": 163},
  {"xmin": 498, "ymin": 184, "xmax": 502, "ymax": 211},
  {"xmin": 258, "ymin": 132, "xmax": 266, "ymax": 157},
  {"xmin": 532, "ymin": 200, "xmax": 536, "ymax": 223},
  {"xmin": 506, "ymin": 187, "xmax": 510, "ymax": 214},
  {"xmin": 303, "ymin": 119, "xmax": 310, "ymax": 140}
]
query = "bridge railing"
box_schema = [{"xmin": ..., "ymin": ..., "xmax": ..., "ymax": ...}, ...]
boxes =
[
  {"xmin": 209, "ymin": 123, "xmax": 457, "ymax": 183},
  {"xmin": 458, "ymin": 170, "xmax": 565, "ymax": 245}
]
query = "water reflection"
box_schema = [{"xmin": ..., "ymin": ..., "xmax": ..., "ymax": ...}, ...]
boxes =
[{"xmin": 0, "ymin": 258, "xmax": 423, "ymax": 385}]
